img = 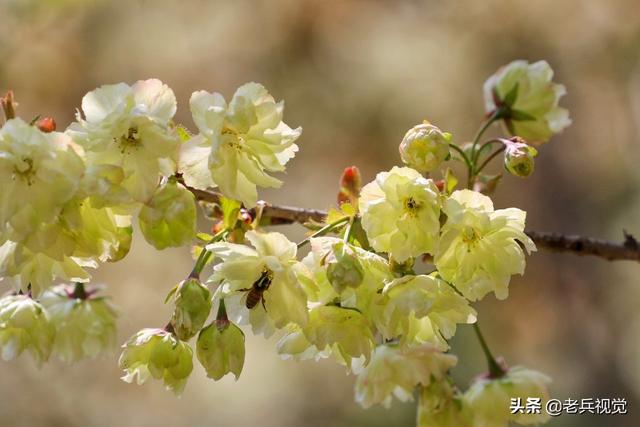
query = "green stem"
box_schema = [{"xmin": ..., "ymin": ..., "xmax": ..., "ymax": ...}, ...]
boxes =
[
  {"xmin": 448, "ymin": 143, "xmax": 473, "ymax": 177},
  {"xmin": 471, "ymin": 111, "xmax": 500, "ymax": 157},
  {"xmin": 190, "ymin": 228, "xmax": 229, "ymax": 278},
  {"xmin": 473, "ymin": 322, "xmax": 506, "ymax": 378},
  {"xmin": 343, "ymin": 215, "xmax": 356, "ymax": 244},
  {"xmin": 297, "ymin": 216, "xmax": 351, "ymax": 248},
  {"xmin": 475, "ymin": 145, "xmax": 506, "ymax": 176}
]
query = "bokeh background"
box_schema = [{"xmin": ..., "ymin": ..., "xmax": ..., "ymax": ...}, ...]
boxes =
[{"xmin": 1, "ymin": 0, "xmax": 640, "ymax": 426}]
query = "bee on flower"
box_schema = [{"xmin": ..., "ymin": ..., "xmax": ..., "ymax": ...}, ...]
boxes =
[{"xmin": 207, "ymin": 231, "xmax": 307, "ymax": 336}]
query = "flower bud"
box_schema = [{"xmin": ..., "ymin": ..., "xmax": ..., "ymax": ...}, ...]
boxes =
[
  {"xmin": 138, "ymin": 180, "xmax": 197, "ymax": 250},
  {"xmin": 399, "ymin": 123, "xmax": 452, "ymax": 173},
  {"xmin": 338, "ymin": 166, "xmax": 362, "ymax": 206},
  {"xmin": 36, "ymin": 117, "xmax": 56, "ymax": 133},
  {"xmin": 325, "ymin": 242, "xmax": 365, "ymax": 293},
  {"xmin": 170, "ymin": 277, "xmax": 212, "ymax": 341},
  {"xmin": 41, "ymin": 283, "xmax": 117, "ymax": 363},
  {"xmin": 0, "ymin": 294, "xmax": 55, "ymax": 365},
  {"xmin": 196, "ymin": 320, "xmax": 245, "ymax": 380},
  {"xmin": 503, "ymin": 137, "xmax": 537, "ymax": 178},
  {"xmin": 119, "ymin": 328, "xmax": 193, "ymax": 395}
]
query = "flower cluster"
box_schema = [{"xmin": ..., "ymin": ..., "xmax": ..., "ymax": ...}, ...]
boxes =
[{"xmin": 0, "ymin": 59, "xmax": 570, "ymax": 426}]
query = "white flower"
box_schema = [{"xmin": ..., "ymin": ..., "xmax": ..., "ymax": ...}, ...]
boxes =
[
  {"xmin": 0, "ymin": 294, "xmax": 55, "ymax": 365},
  {"xmin": 119, "ymin": 328, "xmax": 193, "ymax": 395},
  {"xmin": 359, "ymin": 166, "xmax": 441, "ymax": 262},
  {"xmin": 435, "ymin": 190, "xmax": 535, "ymax": 301},
  {"xmin": 484, "ymin": 60, "xmax": 571, "ymax": 144},
  {"xmin": 0, "ymin": 118, "xmax": 84, "ymax": 240},
  {"xmin": 374, "ymin": 274, "xmax": 476, "ymax": 348},
  {"xmin": 41, "ymin": 283, "xmax": 117, "ymax": 363},
  {"xmin": 207, "ymin": 231, "xmax": 307, "ymax": 336},
  {"xmin": 67, "ymin": 79, "xmax": 179, "ymax": 202},
  {"xmin": 464, "ymin": 366, "xmax": 551, "ymax": 426},
  {"xmin": 354, "ymin": 343, "xmax": 457, "ymax": 408},
  {"xmin": 179, "ymin": 82, "xmax": 301, "ymax": 207}
]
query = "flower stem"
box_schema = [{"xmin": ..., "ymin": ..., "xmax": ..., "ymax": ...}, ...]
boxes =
[
  {"xmin": 475, "ymin": 145, "xmax": 506, "ymax": 176},
  {"xmin": 297, "ymin": 216, "xmax": 351, "ymax": 248},
  {"xmin": 473, "ymin": 322, "xmax": 506, "ymax": 378},
  {"xmin": 190, "ymin": 228, "xmax": 229, "ymax": 278}
]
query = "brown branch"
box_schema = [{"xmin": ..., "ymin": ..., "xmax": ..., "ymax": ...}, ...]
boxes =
[{"xmin": 189, "ymin": 187, "xmax": 640, "ymax": 263}]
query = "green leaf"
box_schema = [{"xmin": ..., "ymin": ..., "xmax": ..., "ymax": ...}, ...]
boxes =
[
  {"xmin": 220, "ymin": 197, "xmax": 241, "ymax": 230},
  {"xmin": 351, "ymin": 217, "xmax": 371, "ymax": 250},
  {"xmin": 444, "ymin": 168, "xmax": 458, "ymax": 195},
  {"xmin": 196, "ymin": 232, "xmax": 214, "ymax": 243}
]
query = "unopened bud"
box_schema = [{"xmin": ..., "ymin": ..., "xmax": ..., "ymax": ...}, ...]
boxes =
[
  {"xmin": 326, "ymin": 242, "xmax": 365, "ymax": 293},
  {"xmin": 170, "ymin": 277, "xmax": 212, "ymax": 340},
  {"xmin": 399, "ymin": 122, "xmax": 451, "ymax": 172},
  {"xmin": 36, "ymin": 117, "xmax": 56, "ymax": 133},
  {"xmin": 503, "ymin": 137, "xmax": 537, "ymax": 178},
  {"xmin": 196, "ymin": 320, "xmax": 245, "ymax": 380},
  {"xmin": 338, "ymin": 166, "xmax": 362, "ymax": 206}
]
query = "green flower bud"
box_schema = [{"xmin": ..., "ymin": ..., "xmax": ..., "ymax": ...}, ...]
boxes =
[
  {"xmin": 41, "ymin": 283, "xmax": 117, "ymax": 363},
  {"xmin": 196, "ymin": 320, "xmax": 245, "ymax": 380},
  {"xmin": 138, "ymin": 180, "xmax": 197, "ymax": 250},
  {"xmin": 119, "ymin": 328, "xmax": 193, "ymax": 395},
  {"xmin": 503, "ymin": 138, "xmax": 537, "ymax": 178},
  {"xmin": 399, "ymin": 122, "xmax": 452, "ymax": 173},
  {"xmin": 326, "ymin": 242, "xmax": 365, "ymax": 294},
  {"xmin": 0, "ymin": 294, "xmax": 55, "ymax": 365},
  {"xmin": 170, "ymin": 278, "xmax": 212, "ymax": 340}
]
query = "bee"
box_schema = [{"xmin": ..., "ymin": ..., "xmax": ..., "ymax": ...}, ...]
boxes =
[{"xmin": 239, "ymin": 269, "xmax": 272, "ymax": 310}]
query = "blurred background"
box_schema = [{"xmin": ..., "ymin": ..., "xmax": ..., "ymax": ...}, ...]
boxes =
[{"xmin": 1, "ymin": 0, "xmax": 640, "ymax": 426}]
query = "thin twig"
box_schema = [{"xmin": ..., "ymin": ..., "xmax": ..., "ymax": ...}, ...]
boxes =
[{"xmin": 189, "ymin": 186, "xmax": 640, "ymax": 263}]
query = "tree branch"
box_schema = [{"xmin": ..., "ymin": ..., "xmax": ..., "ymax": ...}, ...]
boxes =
[{"xmin": 189, "ymin": 187, "xmax": 640, "ymax": 263}]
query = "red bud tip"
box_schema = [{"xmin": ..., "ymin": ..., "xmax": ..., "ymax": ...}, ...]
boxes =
[
  {"xmin": 239, "ymin": 209, "xmax": 253, "ymax": 225},
  {"xmin": 434, "ymin": 179, "xmax": 445, "ymax": 192},
  {"xmin": 340, "ymin": 166, "xmax": 362, "ymax": 195},
  {"xmin": 36, "ymin": 117, "xmax": 56, "ymax": 133}
]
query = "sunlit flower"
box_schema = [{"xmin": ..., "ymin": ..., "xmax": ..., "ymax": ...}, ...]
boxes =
[
  {"xmin": 484, "ymin": 60, "xmax": 571, "ymax": 144},
  {"xmin": 207, "ymin": 231, "xmax": 307, "ymax": 336},
  {"xmin": 464, "ymin": 366, "xmax": 551, "ymax": 426},
  {"xmin": 67, "ymin": 79, "xmax": 179, "ymax": 202},
  {"xmin": 399, "ymin": 122, "xmax": 451, "ymax": 173},
  {"xmin": 196, "ymin": 319, "xmax": 245, "ymax": 380},
  {"xmin": 119, "ymin": 328, "xmax": 193, "ymax": 395},
  {"xmin": 179, "ymin": 82, "xmax": 301, "ymax": 206},
  {"xmin": 418, "ymin": 381, "xmax": 473, "ymax": 427},
  {"xmin": 0, "ymin": 118, "xmax": 84, "ymax": 240},
  {"xmin": 359, "ymin": 166, "xmax": 441, "ymax": 262},
  {"xmin": 41, "ymin": 283, "xmax": 117, "ymax": 363},
  {"xmin": 374, "ymin": 274, "xmax": 476, "ymax": 348},
  {"xmin": 138, "ymin": 180, "xmax": 197, "ymax": 250},
  {"xmin": 354, "ymin": 343, "xmax": 457, "ymax": 408},
  {"xmin": 435, "ymin": 190, "xmax": 535, "ymax": 301},
  {"xmin": 0, "ymin": 294, "xmax": 55, "ymax": 365}
]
